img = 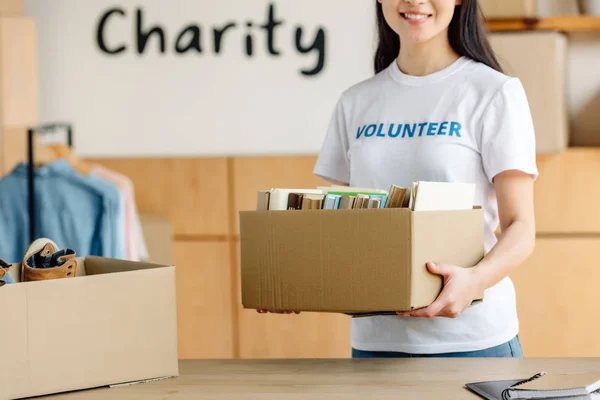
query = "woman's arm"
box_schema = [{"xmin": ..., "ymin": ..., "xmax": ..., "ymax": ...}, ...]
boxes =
[
  {"xmin": 398, "ymin": 170, "xmax": 536, "ymax": 319},
  {"xmin": 472, "ymin": 170, "xmax": 536, "ymax": 289}
]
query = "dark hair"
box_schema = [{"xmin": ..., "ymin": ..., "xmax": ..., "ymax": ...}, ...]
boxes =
[{"xmin": 374, "ymin": 0, "xmax": 502, "ymax": 74}]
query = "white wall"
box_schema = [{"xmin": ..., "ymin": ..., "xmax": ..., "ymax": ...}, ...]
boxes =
[
  {"xmin": 26, "ymin": 1, "xmax": 600, "ymax": 156},
  {"xmin": 25, "ymin": 0, "xmax": 376, "ymax": 157}
]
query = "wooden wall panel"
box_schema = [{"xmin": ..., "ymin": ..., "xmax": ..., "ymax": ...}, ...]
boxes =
[
  {"xmin": 0, "ymin": 0, "xmax": 24, "ymax": 16},
  {"xmin": 535, "ymin": 149, "xmax": 600, "ymax": 234},
  {"xmin": 0, "ymin": 126, "xmax": 25, "ymax": 173},
  {"xmin": 512, "ymin": 238, "xmax": 600, "ymax": 357},
  {"xmin": 231, "ymin": 156, "xmax": 327, "ymax": 236},
  {"xmin": 0, "ymin": 17, "xmax": 37, "ymax": 127},
  {"xmin": 91, "ymin": 158, "xmax": 230, "ymax": 237},
  {"xmin": 232, "ymin": 240, "xmax": 351, "ymax": 359},
  {"xmin": 174, "ymin": 240, "xmax": 234, "ymax": 359}
]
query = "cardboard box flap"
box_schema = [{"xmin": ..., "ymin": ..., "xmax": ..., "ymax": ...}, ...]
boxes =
[
  {"xmin": 84, "ymin": 256, "xmax": 171, "ymax": 276},
  {"xmin": 240, "ymin": 209, "xmax": 413, "ymax": 313},
  {"xmin": 410, "ymin": 207, "xmax": 485, "ymax": 309}
]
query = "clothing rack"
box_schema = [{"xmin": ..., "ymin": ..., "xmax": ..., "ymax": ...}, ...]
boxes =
[{"xmin": 27, "ymin": 123, "xmax": 73, "ymax": 243}]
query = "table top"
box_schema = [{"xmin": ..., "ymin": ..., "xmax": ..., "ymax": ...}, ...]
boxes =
[{"xmin": 46, "ymin": 358, "xmax": 600, "ymax": 399}]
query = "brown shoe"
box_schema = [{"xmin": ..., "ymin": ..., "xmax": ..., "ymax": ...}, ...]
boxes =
[
  {"xmin": 0, "ymin": 258, "xmax": 15, "ymax": 285},
  {"xmin": 22, "ymin": 238, "xmax": 77, "ymax": 282}
]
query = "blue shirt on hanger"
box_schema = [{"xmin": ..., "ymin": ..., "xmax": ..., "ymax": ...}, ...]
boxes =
[{"xmin": 0, "ymin": 160, "xmax": 126, "ymax": 263}]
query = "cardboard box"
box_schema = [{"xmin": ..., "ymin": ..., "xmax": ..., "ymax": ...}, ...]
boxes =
[
  {"xmin": 479, "ymin": 0, "xmax": 579, "ymax": 18},
  {"xmin": 140, "ymin": 214, "xmax": 174, "ymax": 265},
  {"xmin": 0, "ymin": 0, "xmax": 24, "ymax": 16},
  {"xmin": 479, "ymin": 0, "xmax": 537, "ymax": 18},
  {"xmin": 0, "ymin": 257, "xmax": 179, "ymax": 400},
  {"xmin": 239, "ymin": 208, "xmax": 484, "ymax": 315},
  {"xmin": 489, "ymin": 32, "xmax": 569, "ymax": 154}
]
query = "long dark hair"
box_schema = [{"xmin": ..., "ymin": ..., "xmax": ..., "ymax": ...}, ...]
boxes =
[{"xmin": 374, "ymin": 0, "xmax": 502, "ymax": 74}]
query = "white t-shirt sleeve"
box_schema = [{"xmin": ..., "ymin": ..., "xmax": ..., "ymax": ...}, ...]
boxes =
[
  {"xmin": 313, "ymin": 97, "xmax": 351, "ymax": 184},
  {"xmin": 480, "ymin": 78, "xmax": 539, "ymax": 183}
]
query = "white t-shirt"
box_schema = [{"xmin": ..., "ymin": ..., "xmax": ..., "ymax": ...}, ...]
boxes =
[{"xmin": 313, "ymin": 56, "xmax": 539, "ymax": 354}]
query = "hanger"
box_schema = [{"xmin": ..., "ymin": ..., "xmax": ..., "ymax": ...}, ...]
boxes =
[
  {"xmin": 31, "ymin": 136, "xmax": 60, "ymax": 167},
  {"xmin": 47, "ymin": 143, "xmax": 93, "ymax": 175}
]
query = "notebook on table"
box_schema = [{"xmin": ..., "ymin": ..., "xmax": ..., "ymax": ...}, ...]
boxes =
[{"xmin": 466, "ymin": 372, "xmax": 600, "ymax": 399}]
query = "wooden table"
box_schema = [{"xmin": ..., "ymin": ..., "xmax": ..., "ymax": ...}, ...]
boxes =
[{"xmin": 46, "ymin": 359, "xmax": 600, "ymax": 399}]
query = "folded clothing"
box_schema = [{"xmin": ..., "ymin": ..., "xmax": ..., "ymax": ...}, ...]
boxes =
[{"xmin": 0, "ymin": 258, "xmax": 15, "ymax": 285}]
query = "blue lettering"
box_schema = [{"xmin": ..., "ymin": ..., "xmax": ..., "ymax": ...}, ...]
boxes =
[
  {"xmin": 449, "ymin": 122, "xmax": 462, "ymax": 137},
  {"xmin": 376, "ymin": 123, "xmax": 385, "ymax": 137},
  {"xmin": 356, "ymin": 125, "xmax": 366, "ymax": 139},
  {"xmin": 418, "ymin": 122, "xmax": 427, "ymax": 137},
  {"xmin": 389, "ymin": 124, "xmax": 402, "ymax": 138},
  {"xmin": 402, "ymin": 124, "xmax": 416, "ymax": 138},
  {"xmin": 438, "ymin": 121, "xmax": 448, "ymax": 136},
  {"xmin": 365, "ymin": 124, "xmax": 377, "ymax": 137},
  {"xmin": 427, "ymin": 122, "xmax": 438, "ymax": 136}
]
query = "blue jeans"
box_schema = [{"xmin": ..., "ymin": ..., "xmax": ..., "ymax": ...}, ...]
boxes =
[{"xmin": 352, "ymin": 335, "xmax": 523, "ymax": 358}]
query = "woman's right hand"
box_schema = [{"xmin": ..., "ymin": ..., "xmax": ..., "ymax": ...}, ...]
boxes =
[{"xmin": 256, "ymin": 309, "xmax": 301, "ymax": 314}]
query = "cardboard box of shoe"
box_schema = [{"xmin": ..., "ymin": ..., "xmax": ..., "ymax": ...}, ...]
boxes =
[
  {"xmin": 0, "ymin": 256, "xmax": 178, "ymax": 400},
  {"xmin": 239, "ymin": 207, "xmax": 485, "ymax": 316}
]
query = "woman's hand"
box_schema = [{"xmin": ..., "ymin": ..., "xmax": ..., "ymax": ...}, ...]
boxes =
[
  {"xmin": 256, "ymin": 310, "xmax": 301, "ymax": 314},
  {"xmin": 397, "ymin": 262, "xmax": 484, "ymax": 319}
]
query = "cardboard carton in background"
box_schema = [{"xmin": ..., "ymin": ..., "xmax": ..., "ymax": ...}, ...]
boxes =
[
  {"xmin": 239, "ymin": 208, "xmax": 484, "ymax": 315},
  {"xmin": 0, "ymin": 0, "xmax": 24, "ymax": 16},
  {"xmin": 0, "ymin": 257, "xmax": 179, "ymax": 400},
  {"xmin": 479, "ymin": 0, "xmax": 579, "ymax": 18},
  {"xmin": 140, "ymin": 214, "xmax": 174, "ymax": 265},
  {"xmin": 489, "ymin": 32, "xmax": 569, "ymax": 154}
]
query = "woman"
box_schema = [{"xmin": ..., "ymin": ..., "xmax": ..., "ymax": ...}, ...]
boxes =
[{"xmin": 263, "ymin": 0, "xmax": 538, "ymax": 358}]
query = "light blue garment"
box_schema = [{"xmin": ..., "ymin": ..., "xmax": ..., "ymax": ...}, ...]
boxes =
[
  {"xmin": 1, "ymin": 270, "xmax": 15, "ymax": 284},
  {"xmin": 0, "ymin": 160, "xmax": 126, "ymax": 263}
]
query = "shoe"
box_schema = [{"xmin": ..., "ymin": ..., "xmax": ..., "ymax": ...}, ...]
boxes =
[
  {"xmin": 0, "ymin": 258, "xmax": 15, "ymax": 285},
  {"xmin": 21, "ymin": 238, "xmax": 78, "ymax": 282}
]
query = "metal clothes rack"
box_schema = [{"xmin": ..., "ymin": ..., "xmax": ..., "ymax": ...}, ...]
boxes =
[{"xmin": 27, "ymin": 123, "xmax": 73, "ymax": 243}]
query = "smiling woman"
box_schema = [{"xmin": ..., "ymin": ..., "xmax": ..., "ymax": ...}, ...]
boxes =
[
  {"xmin": 374, "ymin": 0, "xmax": 501, "ymax": 74},
  {"xmin": 307, "ymin": 0, "xmax": 539, "ymax": 360}
]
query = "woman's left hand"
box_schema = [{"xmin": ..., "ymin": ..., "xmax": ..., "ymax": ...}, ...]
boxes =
[{"xmin": 397, "ymin": 262, "xmax": 484, "ymax": 319}]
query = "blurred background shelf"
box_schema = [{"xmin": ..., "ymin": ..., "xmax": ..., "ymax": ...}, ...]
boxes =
[{"xmin": 488, "ymin": 16, "xmax": 600, "ymax": 32}]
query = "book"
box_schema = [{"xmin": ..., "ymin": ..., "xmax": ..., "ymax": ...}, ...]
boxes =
[
  {"xmin": 322, "ymin": 185, "xmax": 388, "ymax": 198},
  {"xmin": 287, "ymin": 193, "xmax": 303, "ymax": 210},
  {"xmin": 268, "ymin": 188, "xmax": 324, "ymax": 210},
  {"xmin": 323, "ymin": 194, "xmax": 342, "ymax": 209},
  {"xmin": 367, "ymin": 198, "xmax": 381, "ymax": 209},
  {"xmin": 256, "ymin": 190, "xmax": 270, "ymax": 211},
  {"xmin": 338, "ymin": 195, "xmax": 355, "ymax": 209},
  {"xmin": 301, "ymin": 194, "xmax": 325, "ymax": 210},
  {"xmin": 353, "ymin": 194, "xmax": 369, "ymax": 209},
  {"xmin": 410, "ymin": 181, "xmax": 475, "ymax": 212},
  {"xmin": 320, "ymin": 185, "xmax": 388, "ymax": 195},
  {"xmin": 506, "ymin": 372, "xmax": 600, "ymax": 399},
  {"xmin": 385, "ymin": 185, "xmax": 408, "ymax": 208},
  {"xmin": 368, "ymin": 195, "xmax": 387, "ymax": 209},
  {"xmin": 466, "ymin": 372, "xmax": 600, "ymax": 400}
]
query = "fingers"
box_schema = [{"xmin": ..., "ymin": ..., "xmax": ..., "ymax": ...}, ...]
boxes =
[
  {"xmin": 426, "ymin": 262, "xmax": 451, "ymax": 278},
  {"xmin": 398, "ymin": 296, "xmax": 447, "ymax": 318},
  {"xmin": 397, "ymin": 285, "xmax": 454, "ymax": 318}
]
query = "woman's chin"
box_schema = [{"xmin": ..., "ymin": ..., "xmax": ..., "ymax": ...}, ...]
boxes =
[{"xmin": 402, "ymin": 32, "xmax": 435, "ymax": 45}]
